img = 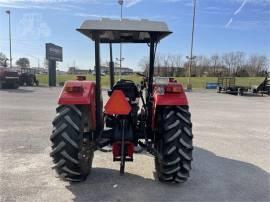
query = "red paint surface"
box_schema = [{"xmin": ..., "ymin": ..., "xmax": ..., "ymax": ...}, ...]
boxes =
[
  {"xmin": 152, "ymin": 83, "xmax": 189, "ymax": 128},
  {"xmin": 153, "ymin": 83, "xmax": 188, "ymax": 106},
  {"xmin": 58, "ymin": 81, "xmax": 96, "ymax": 129},
  {"xmin": 112, "ymin": 142, "xmax": 134, "ymax": 158}
]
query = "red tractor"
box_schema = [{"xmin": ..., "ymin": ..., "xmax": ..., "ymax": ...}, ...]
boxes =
[
  {"xmin": 0, "ymin": 66, "xmax": 20, "ymax": 89},
  {"xmin": 50, "ymin": 19, "xmax": 193, "ymax": 184}
]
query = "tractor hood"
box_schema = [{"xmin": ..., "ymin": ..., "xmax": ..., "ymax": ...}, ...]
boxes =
[{"xmin": 77, "ymin": 18, "xmax": 172, "ymax": 43}]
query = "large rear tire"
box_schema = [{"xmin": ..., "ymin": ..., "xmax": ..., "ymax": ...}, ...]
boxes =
[
  {"xmin": 155, "ymin": 106, "xmax": 193, "ymax": 183},
  {"xmin": 50, "ymin": 105, "xmax": 94, "ymax": 182},
  {"xmin": 27, "ymin": 78, "xmax": 34, "ymax": 86}
]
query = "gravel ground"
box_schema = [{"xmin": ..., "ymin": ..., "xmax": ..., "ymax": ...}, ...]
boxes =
[{"xmin": 0, "ymin": 87, "xmax": 269, "ymax": 202}]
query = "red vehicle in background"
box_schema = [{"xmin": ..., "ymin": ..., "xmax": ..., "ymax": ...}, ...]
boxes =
[{"xmin": 0, "ymin": 66, "xmax": 19, "ymax": 89}]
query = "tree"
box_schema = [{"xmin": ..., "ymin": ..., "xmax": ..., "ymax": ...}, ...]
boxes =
[
  {"xmin": 247, "ymin": 55, "xmax": 268, "ymax": 76},
  {"xmin": 139, "ymin": 52, "xmax": 269, "ymax": 78},
  {"xmin": 138, "ymin": 56, "xmax": 149, "ymax": 74},
  {"xmin": 234, "ymin": 51, "xmax": 246, "ymax": 75},
  {"xmin": 193, "ymin": 55, "xmax": 210, "ymax": 76},
  {"xmin": 222, "ymin": 52, "xmax": 235, "ymax": 75},
  {"xmin": 16, "ymin": 58, "xmax": 30, "ymax": 68},
  {"xmin": 210, "ymin": 54, "xmax": 220, "ymax": 76},
  {"xmin": 172, "ymin": 55, "xmax": 183, "ymax": 76},
  {"xmin": 0, "ymin": 52, "xmax": 8, "ymax": 67}
]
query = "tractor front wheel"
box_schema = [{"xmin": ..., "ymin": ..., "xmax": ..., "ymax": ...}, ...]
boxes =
[
  {"xmin": 50, "ymin": 105, "xmax": 94, "ymax": 182},
  {"xmin": 155, "ymin": 106, "xmax": 193, "ymax": 183}
]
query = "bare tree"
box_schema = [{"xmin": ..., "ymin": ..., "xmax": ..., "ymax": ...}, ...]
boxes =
[
  {"xmin": 163, "ymin": 54, "xmax": 171, "ymax": 76},
  {"xmin": 172, "ymin": 55, "xmax": 183, "ymax": 76},
  {"xmin": 234, "ymin": 52, "xmax": 246, "ymax": 74},
  {"xmin": 138, "ymin": 56, "xmax": 149, "ymax": 74},
  {"xmin": 222, "ymin": 52, "xmax": 235, "ymax": 75},
  {"xmin": 138, "ymin": 52, "xmax": 269, "ymax": 77},
  {"xmin": 248, "ymin": 55, "xmax": 268, "ymax": 76},
  {"xmin": 210, "ymin": 54, "xmax": 220, "ymax": 76},
  {"xmin": 193, "ymin": 55, "xmax": 210, "ymax": 76}
]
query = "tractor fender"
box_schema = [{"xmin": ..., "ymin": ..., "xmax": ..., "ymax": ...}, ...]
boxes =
[
  {"xmin": 152, "ymin": 85, "xmax": 189, "ymax": 128},
  {"xmin": 58, "ymin": 80, "xmax": 96, "ymax": 129},
  {"xmin": 153, "ymin": 88, "xmax": 188, "ymax": 107}
]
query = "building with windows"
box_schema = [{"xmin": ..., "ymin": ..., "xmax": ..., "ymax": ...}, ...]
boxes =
[
  {"xmin": 68, "ymin": 67, "xmax": 90, "ymax": 75},
  {"xmin": 93, "ymin": 66, "xmax": 133, "ymax": 75}
]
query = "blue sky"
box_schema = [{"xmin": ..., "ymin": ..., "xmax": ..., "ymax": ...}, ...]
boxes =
[{"xmin": 0, "ymin": 0, "xmax": 269, "ymax": 70}]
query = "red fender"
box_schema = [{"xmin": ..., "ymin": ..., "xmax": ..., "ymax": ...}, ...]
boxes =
[
  {"xmin": 58, "ymin": 81, "xmax": 96, "ymax": 129},
  {"xmin": 152, "ymin": 83, "xmax": 188, "ymax": 128}
]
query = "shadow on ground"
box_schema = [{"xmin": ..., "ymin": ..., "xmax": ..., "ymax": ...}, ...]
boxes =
[
  {"xmin": 242, "ymin": 93, "xmax": 269, "ymax": 97},
  {"xmin": 0, "ymin": 88, "xmax": 34, "ymax": 93},
  {"xmin": 66, "ymin": 147, "xmax": 269, "ymax": 202}
]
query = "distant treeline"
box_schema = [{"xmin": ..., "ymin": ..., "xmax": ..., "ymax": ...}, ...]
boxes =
[{"xmin": 140, "ymin": 52, "xmax": 269, "ymax": 77}]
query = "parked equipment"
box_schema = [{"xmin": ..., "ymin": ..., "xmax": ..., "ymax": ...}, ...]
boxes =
[
  {"xmin": 50, "ymin": 19, "xmax": 193, "ymax": 184},
  {"xmin": 0, "ymin": 66, "xmax": 20, "ymax": 89},
  {"xmin": 217, "ymin": 77, "xmax": 245, "ymax": 95},
  {"xmin": 251, "ymin": 72, "xmax": 270, "ymax": 95},
  {"xmin": 19, "ymin": 68, "xmax": 39, "ymax": 86},
  {"xmin": 217, "ymin": 74, "xmax": 270, "ymax": 96}
]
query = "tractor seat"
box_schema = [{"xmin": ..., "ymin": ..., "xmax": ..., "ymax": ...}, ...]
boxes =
[{"xmin": 108, "ymin": 79, "xmax": 140, "ymax": 101}]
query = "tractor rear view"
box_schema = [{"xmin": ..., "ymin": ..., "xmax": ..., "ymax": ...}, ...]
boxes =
[
  {"xmin": 50, "ymin": 19, "xmax": 193, "ymax": 184},
  {"xmin": 19, "ymin": 68, "xmax": 39, "ymax": 86}
]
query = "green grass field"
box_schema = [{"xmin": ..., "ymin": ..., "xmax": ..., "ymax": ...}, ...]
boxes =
[{"xmin": 36, "ymin": 74, "xmax": 265, "ymax": 89}]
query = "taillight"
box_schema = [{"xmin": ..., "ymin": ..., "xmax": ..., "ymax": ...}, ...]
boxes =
[
  {"xmin": 64, "ymin": 86, "xmax": 83, "ymax": 93},
  {"xmin": 165, "ymin": 85, "xmax": 182, "ymax": 93},
  {"xmin": 155, "ymin": 86, "xmax": 165, "ymax": 95}
]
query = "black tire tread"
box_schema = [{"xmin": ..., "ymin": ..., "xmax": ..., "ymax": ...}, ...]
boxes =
[
  {"xmin": 50, "ymin": 105, "xmax": 91, "ymax": 182},
  {"xmin": 155, "ymin": 106, "xmax": 193, "ymax": 184}
]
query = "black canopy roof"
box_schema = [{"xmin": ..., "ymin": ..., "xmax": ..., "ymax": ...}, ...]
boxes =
[{"xmin": 77, "ymin": 18, "xmax": 172, "ymax": 43}]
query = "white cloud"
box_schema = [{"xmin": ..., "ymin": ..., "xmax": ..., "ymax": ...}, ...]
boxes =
[
  {"xmin": 16, "ymin": 13, "xmax": 51, "ymax": 39},
  {"xmin": 0, "ymin": 0, "xmax": 99, "ymax": 10},
  {"xmin": 0, "ymin": 0, "xmax": 142, "ymax": 10},
  {"xmin": 165, "ymin": 0, "xmax": 184, "ymax": 2},
  {"xmin": 224, "ymin": 0, "xmax": 249, "ymax": 28},
  {"xmin": 125, "ymin": 0, "xmax": 142, "ymax": 7},
  {"xmin": 225, "ymin": 18, "xmax": 233, "ymax": 28},
  {"xmin": 226, "ymin": 20, "xmax": 269, "ymax": 31},
  {"xmin": 74, "ymin": 13, "xmax": 119, "ymax": 19},
  {"xmin": 234, "ymin": 0, "xmax": 247, "ymax": 15},
  {"xmin": 231, "ymin": 0, "xmax": 270, "ymax": 4},
  {"xmin": 0, "ymin": 0, "xmax": 93, "ymax": 2},
  {"xmin": 74, "ymin": 12, "xmax": 143, "ymax": 20}
]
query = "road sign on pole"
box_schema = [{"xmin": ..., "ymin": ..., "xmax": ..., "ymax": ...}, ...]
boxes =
[{"xmin": 46, "ymin": 43, "xmax": 63, "ymax": 87}]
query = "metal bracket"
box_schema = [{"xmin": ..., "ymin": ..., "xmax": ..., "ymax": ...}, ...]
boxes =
[{"xmin": 78, "ymin": 133, "xmax": 95, "ymax": 175}]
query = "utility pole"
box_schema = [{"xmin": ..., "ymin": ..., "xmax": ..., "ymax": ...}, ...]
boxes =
[
  {"xmin": 118, "ymin": 0, "xmax": 124, "ymax": 79},
  {"xmin": 6, "ymin": 10, "xmax": 12, "ymax": 68},
  {"xmin": 187, "ymin": 0, "xmax": 197, "ymax": 91}
]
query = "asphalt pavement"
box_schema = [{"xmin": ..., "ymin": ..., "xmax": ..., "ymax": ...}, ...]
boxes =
[{"xmin": 0, "ymin": 87, "xmax": 269, "ymax": 202}]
